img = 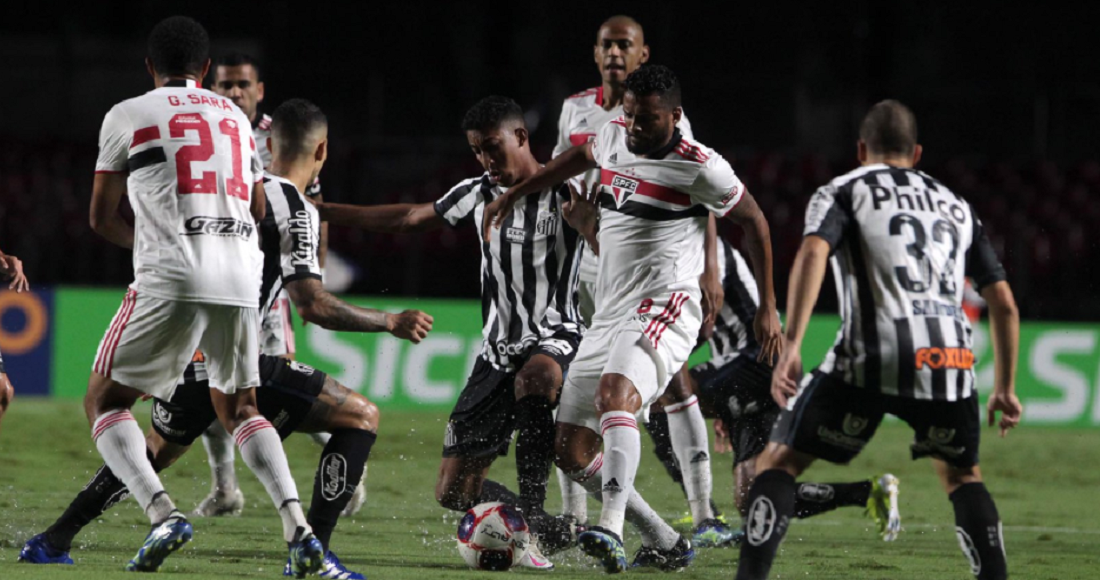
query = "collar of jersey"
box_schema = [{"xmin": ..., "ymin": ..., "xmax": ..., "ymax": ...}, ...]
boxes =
[
  {"xmin": 643, "ymin": 128, "xmax": 683, "ymax": 160},
  {"xmin": 264, "ymin": 172, "xmax": 301, "ymax": 193},
  {"xmin": 163, "ymin": 78, "xmax": 200, "ymax": 89}
]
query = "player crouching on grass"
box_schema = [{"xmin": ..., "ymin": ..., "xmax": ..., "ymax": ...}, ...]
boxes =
[{"xmin": 20, "ymin": 98, "xmax": 433, "ymax": 580}]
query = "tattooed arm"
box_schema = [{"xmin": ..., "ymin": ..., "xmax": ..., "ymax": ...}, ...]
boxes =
[{"xmin": 284, "ymin": 277, "xmax": 434, "ymax": 343}]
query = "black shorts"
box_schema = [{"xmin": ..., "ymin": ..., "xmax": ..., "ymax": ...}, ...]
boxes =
[
  {"xmin": 151, "ymin": 354, "xmax": 327, "ymax": 446},
  {"xmin": 442, "ymin": 338, "xmax": 577, "ymax": 459},
  {"xmin": 771, "ymin": 371, "xmax": 982, "ymax": 468},
  {"xmin": 692, "ymin": 354, "xmax": 777, "ymax": 464}
]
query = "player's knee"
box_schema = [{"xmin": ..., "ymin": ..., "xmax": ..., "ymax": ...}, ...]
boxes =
[
  {"xmin": 0, "ymin": 378, "xmax": 12, "ymax": 410},
  {"xmin": 938, "ymin": 462, "xmax": 982, "ymax": 494},
  {"xmin": 337, "ymin": 392, "xmax": 379, "ymax": 433},
  {"xmin": 595, "ymin": 376, "xmax": 642, "ymax": 415},
  {"xmin": 755, "ymin": 442, "xmax": 807, "ymax": 477},
  {"xmin": 434, "ymin": 476, "xmax": 469, "ymax": 511},
  {"xmin": 514, "ymin": 366, "xmax": 557, "ymax": 401}
]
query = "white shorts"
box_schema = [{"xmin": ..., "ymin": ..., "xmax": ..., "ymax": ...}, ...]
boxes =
[
  {"xmin": 261, "ymin": 292, "xmax": 296, "ymax": 357},
  {"xmin": 578, "ymin": 280, "xmax": 596, "ymax": 328},
  {"xmin": 93, "ymin": 289, "xmax": 261, "ymax": 398},
  {"xmin": 558, "ymin": 290, "xmax": 702, "ymax": 432}
]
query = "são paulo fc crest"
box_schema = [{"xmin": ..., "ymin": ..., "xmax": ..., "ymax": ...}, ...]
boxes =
[{"xmin": 609, "ymin": 175, "xmax": 639, "ymax": 206}]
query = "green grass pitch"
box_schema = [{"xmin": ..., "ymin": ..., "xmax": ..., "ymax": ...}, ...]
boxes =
[{"xmin": 1, "ymin": 399, "xmax": 1097, "ymax": 579}]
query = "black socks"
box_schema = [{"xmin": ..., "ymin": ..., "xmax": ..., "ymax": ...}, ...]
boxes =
[
  {"xmin": 950, "ymin": 482, "xmax": 1007, "ymax": 580},
  {"xmin": 307, "ymin": 428, "xmax": 375, "ymax": 553},
  {"xmin": 793, "ymin": 481, "xmax": 872, "ymax": 519},
  {"xmin": 514, "ymin": 394, "xmax": 554, "ymax": 515},
  {"xmin": 736, "ymin": 469, "xmax": 796, "ymax": 580}
]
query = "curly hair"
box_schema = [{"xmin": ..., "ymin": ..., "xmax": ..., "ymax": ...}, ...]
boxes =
[
  {"xmin": 461, "ymin": 95, "xmax": 525, "ymax": 133},
  {"xmin": 147, "ymin": 16, "xmax": 209, "ymax": 78},
  {"xmin": 623, "ymin": 64, "xmax": 682, "ymax": 108},
  {"xmin": 272, "ymin": 99, "xmax": 328, "ymax": 159}
]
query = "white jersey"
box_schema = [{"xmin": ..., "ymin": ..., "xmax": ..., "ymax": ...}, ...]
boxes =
[
  {"xmin": 553, "ymin": 87, "xmax": 693, "ymax": 283},
  {"xmin": 804, "ymin": 164, "xmax": 1007, "ymax": 401},
  {"xmin": 95, "ymin": 79, "xmax": 264, "ymax": 307},
  {"xmin": 589, "ymin": 117, "xmax": 744, "ymax": 327}
]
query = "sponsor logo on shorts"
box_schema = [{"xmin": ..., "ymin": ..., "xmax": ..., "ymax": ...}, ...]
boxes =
[
  {"xmin": 911, "ymin": 438, "xmax": 966, "ymax": 459},
  {"xmin": 928, "ymin": 426, "xmax": 957, "ymax": 445},
  {"xmin": 727, "ymin": 395, "xmax": 761, "ymax": 419},
  {"xmin": 955, "ymin": 527, "xmax": 982, "ymax": 575},
  {"xmin": 797, "ymin": 483, "xmax": 835, "ymax": 503},
  {"xmin": 539, "ymin": 338, "xmax": 574, "ymax": 358},
  {"xmin": 321, "ymin": 452, "xmax": 348, "ymax": 501},
  {"xmin": 746, "ymin": 496, "xmax": 777, "ymax": 546},
  {"xmin": 151, "ymin": 402, "xmax": 184, "ymax": 437},
  {"xmin": 842, "ymin": 413, "xmax": 870, "ymax": 436},
  {"xmin": 272, "ymin": 409, "xmax": 290, "ymax": 430},
  {"xmin": 288, "ymin": 360, "xmax": 315, "ymax": 376},
  {"xmin": 915, "ymin": 347, "xmax": 974, "ymax": 370},
  {"xmin": 816, "ymin": 426, "xmax": 866, "ymax": 451},
  {"xmin": 505, "ymin": 227, "xmax": 526, "ymax": 243},
  {"xmin": 182, "ymin": 216, "xmax": 255, "ymax": 239}
]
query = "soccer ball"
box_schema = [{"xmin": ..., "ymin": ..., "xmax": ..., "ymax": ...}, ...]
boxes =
[{"xmin": 456, "ymin": 502, "xmax": 531, "ymax": 571}]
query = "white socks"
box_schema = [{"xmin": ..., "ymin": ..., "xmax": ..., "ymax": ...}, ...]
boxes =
[
  {"xmin": 202, "ymin": 422, "xmax": 238, "ymax": 495},
  {"xmin": 665, "ymin": 396, "xmax": 715, "ymax": 525},
  {"xmin": 557, "ymin": 467, "xmax": 589, "ymax": 522},
  {"xmin": 566, "ymin": 451, "xmax": 679, "ymax": 550},
  {"xmin": 93, "ymin": 409, "xmax": 176, "ymax": 523},
  {"xmin": 598, "ymin": 412, "xmax": 641, "ymax": 539},
  {"xmin": 233, "ymin": 416, "xmax": 309, "ymax": 542}
]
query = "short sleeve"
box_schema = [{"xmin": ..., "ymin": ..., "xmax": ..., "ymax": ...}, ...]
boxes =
[
  {"xmin": 803, "ymin": 184, "xmax": 851, "ymax": 249},
  {"xmin": 433, "ymin": 177, "xmax": 484, "ymax": 228},
  {"xmin": 95, "ymin": 105, "xmax": 131, "ymax": 173},
  {"xmin": 551, "ymin": 101, "xmax": 572, "ymax": 158},
  {"xmin": 964, "ymin": 209, "xmax": 1007, "ymax": 291},
  {"xmin": 687, "ymin": 155, "xmax": 744, "ymax": 216}
]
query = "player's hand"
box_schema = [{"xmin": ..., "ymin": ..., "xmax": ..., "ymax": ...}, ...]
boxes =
[
  {"xmin": 562, "ymin": 180, "xmax": 598, "ymax": 236},
  {"xmin": 713, "ymin": 418, "xmax": 733, "ymax": 454},
  {"xmin": 754, "ymin": 307, "xmax": 783, "ymax": 366},
  {"xmin": 387, "ymin": 310, "xmax": 434, "ymax": 344},
  {"xmin": 987, "ymin": 390, "xmax": 1022, "ymax": 437},
  {"xmin": 699, "ymin": 268, "xmax": 724, "ymax": 340},
  {"xmin": 0, "ymin": 254, "xmax": 29, "ymax": 292},
  {"xmin": 482, "ymin": 191, "xmax": 518, "ymax": 242},
  {"xmin": 771, "ymin": 343, "xmax": 802, "ymax": 408}
]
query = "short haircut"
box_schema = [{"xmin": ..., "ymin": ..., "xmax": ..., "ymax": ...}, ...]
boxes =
[
  {"xmin": 216, "ymin": 52, "xmax": 261, "ymax": 79},
  {"xmin": 271, "ymin": 99, "xmax": 328, "ymax": 159},
  {"xmin": 147, "ymin": 16, "xmax": 209, "ymax": 78},
  {"xmin": 623, "ymin": 64, "xmax": 682, "ymax": 109},
  {"xmin": 461, "ymin": 96, "xmax": 525, "ymax": 133},
  {"xmin": 859, "ymin": 100, "xmax": 918, "ymax": 156}
]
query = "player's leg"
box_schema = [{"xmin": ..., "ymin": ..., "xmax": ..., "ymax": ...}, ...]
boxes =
[
  {"xmin": 736, "ymin": 372, "xmax": 884, "ymax": 580},
  {"xmin": 901, "ymin": 395, "xmax": 1005, "ymax": 580},
  {"xmin": 513, "ymin": 353, "xmax": 561, "ymax": 517},
  {"xmin": 193, "ymin": 421, "xmax": 244, "ymax": 516},
  {"xmin": 0, "ymin": 371, "xmax": 12, "ymax": 434},
  {"xmin": 204, "ymin": 305, "xmax": 320, "ymax": 575}
]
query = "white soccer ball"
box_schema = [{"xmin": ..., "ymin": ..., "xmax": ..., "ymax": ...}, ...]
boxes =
[{"xmin": 456, "ymin": 501, "xmax": 531, "ymax": 571}]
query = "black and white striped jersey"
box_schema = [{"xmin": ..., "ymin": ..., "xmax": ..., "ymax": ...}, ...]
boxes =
[
  {"xmin": 805, "ymin": 163, "xmax": 1007, "ymax": 401},
  {"xmin": 434, "ymin": 173, "xmax": 582, "ymax": 371},
  {"xmin": 707, "ymin": 240, "xmax": 761, "ymax": 364}
]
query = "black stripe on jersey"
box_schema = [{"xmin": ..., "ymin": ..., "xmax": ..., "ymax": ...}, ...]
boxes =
[
  {"xmin": 895, "ymin": 318, "xmax": 915, "ymax": 398},
  {"xmin": 597, "ymin": 192, "xmax": 710, "ymax": 221},
  {"xmin": 520, "ymin": 194, "xmax": 540, "ymax": 336},
  {"xmin": 848, "ymin": 224, "xmax": 881, "ymax": 389},
  {"xmin": 258, "ymin": 182, "xmax": 284, "ymax": 315},
  {"xmin": 278, "ymin": 181, "xmax": 322, "ymax": 283},
  {"xmin": 552, "ymin": 204, "xmax": 581, "ymax": 328},
  {"xmin": 925, "ymin": 317, "xmax": 948, "ymax": 400},
  {"xmin": 954, "ymin": 318, "xmax": 968, "ymax": 397},
  {"xmin": 127, "ymin": 147, "xmax": 167, "ymax": 172},
  {"xmin": 721, "ymin": 244, "xmax": 758, "ymax": 342},
  {"xmin": 498, "ymin": 203, "xmax": 524, "ymax": 349}
]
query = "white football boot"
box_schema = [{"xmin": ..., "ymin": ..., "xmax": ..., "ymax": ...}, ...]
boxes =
[
  {"xmin": 867, "ymin": 473, "xmax": 902, "ymax": 541},
  {"xmin": 518, "ymin": 539, "xmax": 555, "ymax": 571}
]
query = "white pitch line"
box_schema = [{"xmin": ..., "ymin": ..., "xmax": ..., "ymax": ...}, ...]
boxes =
[{"xmin": 661, "ymin": 514, "xmax": 1100, "ymax": 535}]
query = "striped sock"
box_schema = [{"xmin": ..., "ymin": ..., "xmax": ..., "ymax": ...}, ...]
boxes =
[
  {"xmin": 598, "ymin": 411, "xmax": 640, "ymax": 538},
  {"xmin": 92, "ymin": 409, "xmax": 175, "ymax": 523},
  {"xmin": 234, "ymin": 416, "xmax": 308, "ymax": 542}
]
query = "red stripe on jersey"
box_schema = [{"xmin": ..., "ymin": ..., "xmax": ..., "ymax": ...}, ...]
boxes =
[
  {"xmin": 610, "ymin": 117, "xmax": 627, "ymax": 127},
  {"xmin": 600, "ymin": 169, "xmax": 692, "ymax": 206},
  {"xmin": 569, "ymin": 133, "xmax": 595, "ymax": 147},
  {"xmin": 568, "ymin": 87, "xmax": 600, "ymax": 101},
  {"xmin": 674, "ymin": 141, "xmax": 709, "ymax": 164},
  {"xmin": 595, "ymin": 86, "xmax": 604, "ymax": 106},
  {"xmin": 130, "ymin": 126, "xmax": 161, "ymax": 148}
]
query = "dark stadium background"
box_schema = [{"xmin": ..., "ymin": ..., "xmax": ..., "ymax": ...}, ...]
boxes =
[{"xmin": 1, "ymin": 1, "xmax": 1097, "ymax": 319}]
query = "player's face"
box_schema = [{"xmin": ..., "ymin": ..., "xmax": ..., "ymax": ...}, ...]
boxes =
[
  {"xmin": 213, "ymin": 65, "xmax": 263, "ymax": 122},
  {"xmin": 623, "ymin": 92, "xmax": 678, "ymax": 155},
  {"xmin": 467, "ymin": 126, "xmax": 524, "ymax": 187},
  {"xmin": 595, "ymin": 24, "xmax": 648, "ymax": 84}
]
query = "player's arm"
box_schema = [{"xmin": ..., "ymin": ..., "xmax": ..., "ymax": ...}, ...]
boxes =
[
  {"xmin": 483, "ymin": 143, "xmax": 597, "ymax": 241},
  {"xmin": 771, "ymin": 235, "xmax": 832, "ymax": 406},
  {"xmin": 89, "ymin": 172, "xmax": 134, "ymax": 249},
  {"xmin": 0, "ymin": 248, "xmax": 29, "ymax": 292},
  {"xmin": 699, "ymin": 214, "xmax": 723, "ymax": 340},
  {"xmin": 562, "ymin": 181, "xmax": 600, "ymax": 255},
  {"xmin": 250, "ymin": 180, "xmax": 266, "ymax": 223},
  {"xmin": 724, "ymin": 190, "xmax": 782, "ymax": 363},
  {"xmin": 284, "ymin": 277, "xmax": 433, "ymax": 343},
  {"xmin": 316, "ymin": 202, "xmax": 444, "ymax": 234},
  {"xmin": 982, "ymin": 281, "xmax": 1020, "ymax": 436}
]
